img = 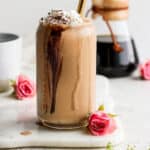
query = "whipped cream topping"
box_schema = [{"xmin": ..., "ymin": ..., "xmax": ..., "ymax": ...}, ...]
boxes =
[{"xmin": 41, "ymin": 10, "xmax": 83, "ymax": 26}]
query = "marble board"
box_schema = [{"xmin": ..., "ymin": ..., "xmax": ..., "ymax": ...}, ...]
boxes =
[{"xmin": 0, "ymin": 76, "xmax": 124, "ymax": 149}]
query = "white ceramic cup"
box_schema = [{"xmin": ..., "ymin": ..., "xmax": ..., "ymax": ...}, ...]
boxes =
[{"xmin": 0, "ymin": 33, "xmax": 22, "ymax": 92}]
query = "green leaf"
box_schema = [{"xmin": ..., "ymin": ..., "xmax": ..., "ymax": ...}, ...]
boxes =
[
  {"xmin": 9, "ymin": 80, "xmax": 16, "ymax": 87},
  {"xmin": 108, "ymin": 113, "xmax": 118, "ymax": 118},
  {"xmin": 127, "ymin": 145, "xmax": 136, "ymax": 150},
  {"xmin": 106, "ymin": 142, "xmax": 114, "ymax": 150},
  {"xmin": 98, "ymin": 104, "xmax": 105, "ymax": 111}
]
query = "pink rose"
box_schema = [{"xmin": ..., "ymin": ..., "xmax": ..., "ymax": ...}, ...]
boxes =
[
  {"xmin": 88, "ymin": 111, "xmax": 117, "ymax": 136},
  {"xmin": 15, "ymin": 75, "xmax": 36, "ymax": 100},
  {"xmin": 140, "ymin": 60, "xmax": 150, "ymax": 80}
]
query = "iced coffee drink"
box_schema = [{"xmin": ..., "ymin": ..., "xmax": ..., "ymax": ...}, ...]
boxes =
[{"xmin": 37, "ymin": 10, "xmax": 96, "ymax": 129}]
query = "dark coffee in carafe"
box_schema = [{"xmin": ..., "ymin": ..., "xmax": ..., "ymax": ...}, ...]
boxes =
[{"xmin": 96, "ymin": 35, "xmax": 139, "ymax": 77}]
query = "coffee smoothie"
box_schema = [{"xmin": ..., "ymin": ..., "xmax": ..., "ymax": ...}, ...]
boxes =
[{"xmin": 37, "ymin": 10, "xmax": 96, "ymax": 128}]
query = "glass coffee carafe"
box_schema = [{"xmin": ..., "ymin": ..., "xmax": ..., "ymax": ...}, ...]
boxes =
[{"xmin": 87, "ymin": 0, "xmax": 139, "ymax": 77}]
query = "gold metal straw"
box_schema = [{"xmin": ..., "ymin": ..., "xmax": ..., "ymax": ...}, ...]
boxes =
[{"xmin": 77, "ymin": 0, "xmax": 87, "ymax": 17}]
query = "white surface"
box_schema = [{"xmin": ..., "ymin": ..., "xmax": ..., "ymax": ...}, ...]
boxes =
[
  {"xmin": 0, "ymin": 75, "xmax": 123, "ymax": 149},
  {"xmin": 0, "ymin": 0, "xmax": 150, "ymax": 60},
  {"xmin": 96, "ymin": 76, "xmax": 115, "ymax": 113},
  {"xmin": 109, "ymin": 75, "xmax": 150, "ymax": 149}
]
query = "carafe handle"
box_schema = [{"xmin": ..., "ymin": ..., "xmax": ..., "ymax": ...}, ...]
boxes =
[
  {"xmin": 127, "ymin": 38, "xmax": 139, "ymax": 72},
  {"xmin": 131, "ymin": 38, "xmax": 139, "ymax": 65}
]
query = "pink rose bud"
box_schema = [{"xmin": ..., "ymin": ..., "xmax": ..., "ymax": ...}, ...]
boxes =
[
  {"xmin": 15, "ymin": 75, "xmax": 36, "ymax": 100},
  {"xmin": 88, "ymin": 111, "xmax": 117, "ymax": 136},
  {"xmin": 140, "ymin": 60, "xmax": 150, "ymax": 80}
]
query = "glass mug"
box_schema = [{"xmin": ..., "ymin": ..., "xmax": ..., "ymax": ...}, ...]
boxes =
[{"xmin": 36, "ymin": 19, "xmax": 96, "ymax": 129}]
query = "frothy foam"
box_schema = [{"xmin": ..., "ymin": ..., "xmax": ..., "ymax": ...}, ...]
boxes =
[{"xmin": 41, "ymin": 10, "xmax": 83, "ymax": 26}]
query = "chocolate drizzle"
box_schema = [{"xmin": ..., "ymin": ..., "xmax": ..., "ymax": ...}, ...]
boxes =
[
  {"xmin": 46, "ymin": 26, "xmax": 64, "ymax": 113},
  {"xmin": 71, "ymin": 39, "xmax": 82, "ymax": 111}
]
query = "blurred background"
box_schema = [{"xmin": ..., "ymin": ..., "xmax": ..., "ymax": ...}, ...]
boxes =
[{"xmin": 0, "ymin": 0, "xmax": 149, "ymax": 61}]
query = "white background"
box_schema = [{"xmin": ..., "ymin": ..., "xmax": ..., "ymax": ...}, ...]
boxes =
[{"xmin": 0, "ymin": 0, "xmax": 149, "ymax": 61}]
